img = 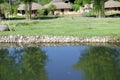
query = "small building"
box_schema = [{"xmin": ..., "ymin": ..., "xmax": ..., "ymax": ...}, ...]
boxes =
[
  {"xmin": 105, "ymin": 0, "xmax": 120, "ymax": 15},
  {"xmin": 44, "ymin": 1, "xmax": 72, "ymax": 15},
  {"xmin": 17, "ymin": 2, "xmax": 43, "ymax": 16},
  {"xmin": 83, "ymin": 4, "xmax": 93, "ymax": 13}
]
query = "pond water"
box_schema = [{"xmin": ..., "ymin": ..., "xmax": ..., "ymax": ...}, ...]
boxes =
[{"xmin": 0, "ymin": 44, "xmax": 120, "ymax": 80}]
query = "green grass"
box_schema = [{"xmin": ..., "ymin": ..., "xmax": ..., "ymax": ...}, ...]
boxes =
[{"xmin": 0, "ymin": 16, "xmax": 120, "ymax": 37}]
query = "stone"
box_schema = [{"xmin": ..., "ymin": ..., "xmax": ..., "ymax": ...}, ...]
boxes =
[{"xmin": 0, "ymin": 25, "xmax": 10, "ymax": 31}]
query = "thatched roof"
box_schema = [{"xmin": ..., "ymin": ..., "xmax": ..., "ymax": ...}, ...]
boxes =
[
  {"xmin": 44, "ymin": 2, "xmax": 71, "ymax": 9},
  {"xmin": 105, "ymin": 0, "xmax": 120, "ymax": 8},
  {"xmin": 18, "ymin": 2, "xmax": 43, "ymax": 10}
]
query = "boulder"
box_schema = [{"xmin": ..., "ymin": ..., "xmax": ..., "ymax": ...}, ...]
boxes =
[{"xmin": 0, "ymin": 25, "xmax": 10, "ymax": 31}]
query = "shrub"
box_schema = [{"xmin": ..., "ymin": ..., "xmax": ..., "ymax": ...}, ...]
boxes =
[
  {"xmin": 71, "ymin": 3, "xmax": 80, "ymax": 12},
  {"xmin": 37, "ymin": 8, "xmax": 50, "ymax": 15}
]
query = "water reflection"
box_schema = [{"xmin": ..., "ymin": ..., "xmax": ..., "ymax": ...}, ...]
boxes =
[
  {"xmin": 0, "ymin": 45, "xmax": 120, "ymax": 80},
  {"xmin": 74, "ymin": 46, "xmax": 120, "ymax": 80},
  {"xmin": 0, "ymin": 47, "xmax": 47, "ymax": 80}
]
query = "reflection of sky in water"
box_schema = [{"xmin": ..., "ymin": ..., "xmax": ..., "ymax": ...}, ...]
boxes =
[
  {"xmin": 8, "ymin": 48, "xmax": 25, "ymax": 64},
  {"xmin": 42, "ymin": 46, "xmax": 87, "ymax": 80},
  {"xmin": 2, "ymin": 45, "xmax": 120, "ymax": 80}
]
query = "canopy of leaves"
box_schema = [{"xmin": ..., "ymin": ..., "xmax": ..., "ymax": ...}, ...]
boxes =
[
  {"xmin": 35, "ymin": 0, "xmax": 51, "ymax": 5},
  {"xmin": 20, "ymin": 0, "xmax": 36, "ymax": 3},
  {"xmin": 0, "ymin": 0, "xmax": 4, "ymax": 4}
]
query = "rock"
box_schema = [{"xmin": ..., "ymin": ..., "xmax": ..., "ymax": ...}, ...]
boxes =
[{"xmin": 0, "ymin": 25, "xmax": 10, "ymax": 31}]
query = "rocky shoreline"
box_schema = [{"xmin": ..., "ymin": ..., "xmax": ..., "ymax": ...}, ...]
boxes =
[{"xmin": 0, "ymin": 35, "xmax": 120, "ymax": 43}]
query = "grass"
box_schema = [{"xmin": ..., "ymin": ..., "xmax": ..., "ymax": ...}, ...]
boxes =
[{"xmin": 0, "ymin": 16, "xmax": 120, "ymax": 37}]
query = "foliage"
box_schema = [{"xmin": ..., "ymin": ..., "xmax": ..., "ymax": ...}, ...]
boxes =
[
  {"xmin": 37, "ymin": 0, "xmax": 51, "ymax": 5},
  {"xmin": 48, "ymin": 4, "xmax": 56, "ymax": 15},
  {"xmin": 71, "ymin": 3, "xmax": 80, "ymax": 11},
  {"xmin": 0, "ymin": 0, "xmax": 4, "ymax": 4},
  {"xmin": 74, "ymin": 0, "xmax": 91, "ymax": 6},
  {"xmin": 0, "ymin": 0, "xmax": 4, "ymax": 19},
  {"xmin": 92, "ymin": 0, "xmax": 107, "ymax": 17},
  {"xmin": 11, "ymin": 2, "xmax": 19, "ymax": 15},
  {"xmin": 75, "ymin": 0, "xmax": 109, "ymax": 18},
  {"xmin": 20, "ymin": 0, "xmax": 35, "ymax": 3},
  {"xmin": 74, "ymin": 46, "xmax": 120, "ymax": 80},
  {"xmin": 74, "ymin": 0, "xmax": 84, "ymax": 6},
  {"xmin": 1, "ymin": 2, "xmax": 11, "ymax": 18},
  {"xmin": 0, "ymin": 47, "xmax": 48, "ymax": 80},
  {"xmin": 48, "ymin": 4, "xmax": 56, "ymax": 11},
  {"xmin": 37, "ymin": 9, "xmax": 45, "ymax": 15},
  {"xmin": 37, "ymin": 8, "xmax": 50, "ymax": 15},
  {"xmin": 72, "ymin": 0, "xmax": 91, "ymax": 11},
  {"xmin": 20, "ymin": 0, "xmax": 36, "ymax": 20}
]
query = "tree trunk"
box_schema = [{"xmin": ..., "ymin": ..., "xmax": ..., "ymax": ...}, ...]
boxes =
[
  {"xmin": 25, "ymin": 3, "xmax": 29, "ymax": 20},
  {"xmin": 51, "ymin": 10, "xmax": 54, "ymax": 15},
  {"xmin": 28, "ymin": 2, "xmax": 32, "ymax": 20},
  {"xmin": 0, "ymin": 4, "xmax": 2, "ymax": 20},
  {"xmin": 98, "ymin": 0, "xmax": 105, "ymax": 18}
]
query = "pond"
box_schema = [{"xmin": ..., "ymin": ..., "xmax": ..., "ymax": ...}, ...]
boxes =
[{"xmin": 0, "ymin": 43, "xmax": 120, "ymax": 80}]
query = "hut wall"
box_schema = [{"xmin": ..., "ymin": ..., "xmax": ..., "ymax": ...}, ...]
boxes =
[
  {"xmin": 105, "ymin": 7, "xmax": 120, "ymax": 15},
  {"xmin": 54, "ymin": 9, "xmax": 71, "ymax": 15}
]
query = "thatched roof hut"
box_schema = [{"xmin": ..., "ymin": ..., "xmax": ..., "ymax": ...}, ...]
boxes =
[
  {"xmin": 18, "ymin": 2, "xmax": 43, "ymax": 10},
  {"xmin": 44, "ymin": 2, "xmax": 71, "ymax": 9},
  {"xmin": 105, "ymin": 0, "xmax": 120, "ymax": 15},
  {"xmin": 44, "ymin": 1, "xmax": 71, "ymax": 15},
  {"xmin": 105, "ymin": 0, "xmax": 120, "ymax": 8}
]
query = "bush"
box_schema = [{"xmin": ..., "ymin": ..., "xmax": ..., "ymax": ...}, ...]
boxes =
[
  {"xmin": 71, "ymin": 3, "xmax": 80, "ymax": 11},
  {"xmin": 37, "ymin": 8, "xmax": 50, "ymax": 15}
]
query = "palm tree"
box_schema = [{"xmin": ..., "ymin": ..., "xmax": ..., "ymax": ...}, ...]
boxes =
[
  {"xmin": 0, "ymin": 0, "xmax": 4, "ymax": 19},
  {"xmin": 20, "ymin": 0, "xmax": 36, "ymax": 20},
  {"xmin": 92, "ymin": 0, "xmax": 108, "ymax": 18},
  {"xmin": 75, "ymin": 0, "xmax": 108, "ymax": 17}
]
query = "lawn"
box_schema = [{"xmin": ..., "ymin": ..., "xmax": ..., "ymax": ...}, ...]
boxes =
[{"xmin": 0, "ymin": 16, "xmax": 120, "ymax": 37}]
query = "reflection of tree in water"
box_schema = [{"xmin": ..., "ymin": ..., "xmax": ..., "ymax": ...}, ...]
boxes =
[
  {"xmin": 74, "ymin": 46, "xmax": 120, "ymax": 80},
  {"xmin": 0, "ymin": 47, "xmax": 47, "ymax": 80}
]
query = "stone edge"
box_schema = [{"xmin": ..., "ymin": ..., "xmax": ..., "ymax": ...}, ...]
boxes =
[{"xmin": 0, "ymin": 35, "xmax": 120, "ymax": 43}]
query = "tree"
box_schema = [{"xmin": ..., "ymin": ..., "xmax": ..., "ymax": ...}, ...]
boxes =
[
  {"xmin": 48, "ymin": 4, "xmax": 56, "ymax": 15},
  {"xmin": 36, "ymin": 0, "xmax": 51, "ymax": 5},
  {"xmin": 92, "ymin": 0, "xmax": 108, "ymax": 18},
  {"xmin": 0, "ymin": 0, "xmax": 4, "ymax": 19},
  {"xmin": 20, "ymin": 0, "xmax": 36, "ymax": 20},
  {"xmin": 74, "ymin": 0, "xmax": 108, "ymax": 18},
  {"xmin": 1, "ymin": 2, "xmax": 11, "ymax": 18}
]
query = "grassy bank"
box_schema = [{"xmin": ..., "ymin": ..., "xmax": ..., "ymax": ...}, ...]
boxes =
[{"xmin": 0, "ymin": 16, "xmax": 120, "ymax": 37}]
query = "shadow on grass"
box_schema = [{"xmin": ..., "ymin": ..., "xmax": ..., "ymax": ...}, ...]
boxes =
[
  {"xmin": 2, "ymin": 15, "xmax": 60, "ymax": 21},
  {"xmin": 33, "ymin": 15, "xmax": 60, "ymax": 20},
  {"xmin": 83, "ymin": 13, "xmax": 120, "ymax": 18},
  {"xmin": 106, "ymin": 13, "xmax": 120, "ymax": 17}
]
